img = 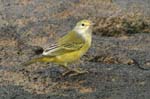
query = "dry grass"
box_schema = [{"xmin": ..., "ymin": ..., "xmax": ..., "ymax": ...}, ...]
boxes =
[{"xmin": 94, "ymin": 12, "xmax": 150, "ymax": 36}]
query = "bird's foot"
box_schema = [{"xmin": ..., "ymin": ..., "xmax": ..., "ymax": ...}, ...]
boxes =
[
  {"xmin": 62, "ymin": 68, "xmax": 88, "ymax": 77},
  {"xmin": 69, "ymin": 69, "xmax": 88, "ymax": 77}
]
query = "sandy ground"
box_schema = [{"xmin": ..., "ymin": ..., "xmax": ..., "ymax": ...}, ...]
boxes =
[{"xmin": 0, "ymin": 0, "xmax": 150, "ymax": 99}]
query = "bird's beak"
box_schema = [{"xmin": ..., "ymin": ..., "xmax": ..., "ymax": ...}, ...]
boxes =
[{"xmin": 90, "ymin": 22, "xmax": 95, "ymax": 26}]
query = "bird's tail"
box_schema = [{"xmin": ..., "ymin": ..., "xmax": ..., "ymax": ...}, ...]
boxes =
[{"xmin": 23, "ymin": 56, "xmax": 54, "ymax": 66}]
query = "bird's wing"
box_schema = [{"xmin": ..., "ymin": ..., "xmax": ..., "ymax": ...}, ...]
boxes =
[{"xmin": 42, "ymin": 31, "xmax": 85, "ymax": 56}]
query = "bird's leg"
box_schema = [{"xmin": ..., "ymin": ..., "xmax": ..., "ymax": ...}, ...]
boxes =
[
  {"xmin": 60, "ymin": 63, "xmax": 88, "ymax": 76},
  {"xmin": 69, "ymin": 68, "xmax": 89, "ymax": 77},
  {"xmin": 69, "ymin": 60, "xmax": 89, "ymax": 76},
  {"xmin": 59, "ymin": 63, "xmax": 74, "ymax": 76},
  {"xmin": 60, "ymin": 63, "xmax": 70, "ymax": 70}
]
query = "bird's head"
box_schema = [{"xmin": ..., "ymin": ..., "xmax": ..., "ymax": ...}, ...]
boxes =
[{"xmin": 74, "ymin": 19, "xmax": 93, "ymax": 35}]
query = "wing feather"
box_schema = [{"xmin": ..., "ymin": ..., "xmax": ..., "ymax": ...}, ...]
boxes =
[{"xmin": 42, "ymin": 31, "xmax": 85, "ymax": 56}]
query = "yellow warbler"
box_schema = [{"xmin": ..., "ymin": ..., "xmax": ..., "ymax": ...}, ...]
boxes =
[{"xmin": 24, "ymin": 19, "xmax": 93, "ymax": 75}]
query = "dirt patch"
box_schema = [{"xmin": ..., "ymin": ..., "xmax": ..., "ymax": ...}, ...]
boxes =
[{"xmin": 0, "ymin": 0, "xmax": 150, "ymax": 99}]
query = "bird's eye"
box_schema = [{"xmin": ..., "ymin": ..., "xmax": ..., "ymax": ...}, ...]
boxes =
[{"xmin": 81, "ymin": 23, "xmax": 85, "ymax": 26}]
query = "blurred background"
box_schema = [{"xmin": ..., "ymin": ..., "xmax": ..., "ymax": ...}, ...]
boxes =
[{"xmin": 0, "ymin": 0, "xmax": 150, "ymax": 99}]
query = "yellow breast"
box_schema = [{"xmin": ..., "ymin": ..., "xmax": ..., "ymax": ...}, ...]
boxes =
[{"xmin": 53, "ymin": 33, "xmax": 91, "ymax": 64}]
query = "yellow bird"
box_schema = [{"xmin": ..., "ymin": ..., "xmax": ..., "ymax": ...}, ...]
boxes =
[{"xmin": 24, "ymin": 19, "xmax": 93, "ymax": 75}]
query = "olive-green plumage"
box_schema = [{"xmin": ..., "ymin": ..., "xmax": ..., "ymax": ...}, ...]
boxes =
[{"xmin": 24, "ymin": 20, "xmax": 93, "ymax": 74}]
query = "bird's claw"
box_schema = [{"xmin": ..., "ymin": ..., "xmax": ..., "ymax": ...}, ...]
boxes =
[{"xmin": 62, "ymin": 69, "xmax": 89, "ymax": 77}]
